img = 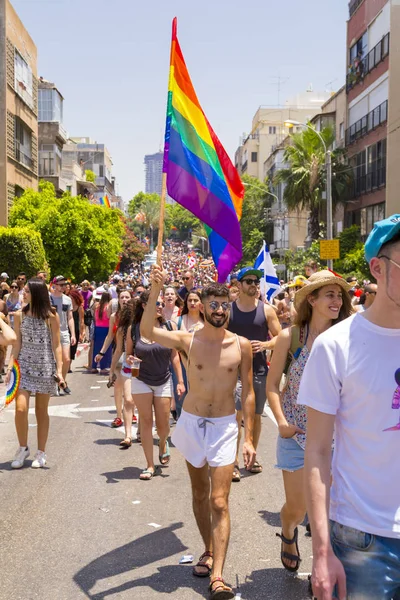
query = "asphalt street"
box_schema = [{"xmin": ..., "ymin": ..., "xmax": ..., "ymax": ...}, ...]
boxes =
[{"xmin": 0, "ymin": 350, "xmax": 313, "ymax": 600}]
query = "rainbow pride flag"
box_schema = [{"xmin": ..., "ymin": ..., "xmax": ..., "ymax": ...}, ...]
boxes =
[
  {"xmin": 99, "ymin": 195, "xmax": 111, "ymax": 208},
  {"xmin": 163, "ymin": 18, "xmax": 244, "ymax": 282}
]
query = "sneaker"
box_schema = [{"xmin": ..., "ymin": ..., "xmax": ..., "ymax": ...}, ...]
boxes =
[
  {"xmin": 63, "ymin": 386, "xmax": 71, "ymax": 395},
  {"xmin": 31, "ymin": 450, "xmax": 47, "ymax": 468},
  {"xmin": 11, "ymin": 446, "xmax": 30, "ymax": 469}
]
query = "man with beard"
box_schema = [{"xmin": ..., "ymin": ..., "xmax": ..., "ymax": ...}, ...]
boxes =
[
  {"xmin": 228, "ymin": 267, "xmax": 281, "ymax": 479},
  {"xmin": 141, "ymin": 266, "xmax": 256, "ymax": 600}
]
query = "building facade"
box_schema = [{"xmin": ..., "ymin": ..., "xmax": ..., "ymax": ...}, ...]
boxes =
[
  {"xmin": 345, "ymin": 0, "xmax": 390, "ymax": 237},
  {"xmin": 234, "ymin": 91, "xmax": 331, "ymax": 182},
  {"xmin": 69, "ymin": 137, "xmax": 117, "ymax": 204},
  {"xmin": 0, "ymin": 0, "xmax": 38, "ymax": 225},
  {"xmin": 38, "ymin": 77, "xmax": 68, "ymax": 194},
  {"xmin": 144, "ymin": 152, "xmax": 163, "ymax": 196}
]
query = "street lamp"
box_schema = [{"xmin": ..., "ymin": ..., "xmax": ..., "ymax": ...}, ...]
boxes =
[
  {"xmin": 243, "ymin": 181, "xmax": 279, "ymax": 203},
  {"xmin": 285, "ymin": 119, "xmax": 333, "ymax": 269}
]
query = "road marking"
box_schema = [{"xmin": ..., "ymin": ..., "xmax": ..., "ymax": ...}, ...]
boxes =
[
  {"xmin": 96, "ymin": 381, "xmax": 108, "ymax": 384},
  {"xmin": 28, "ymin": 403, "xmax": 116, "ymax": 419},
  {"xmin": 132, "ymin": 500, "xmax": 141, "ymax": 505},
  {"xmin": 148, "ymin": 523, "xmax": 161, "ymax": 528},
  {"xmin": 90, "ymin": 386, "xmax": 101, "ymax": 389}
]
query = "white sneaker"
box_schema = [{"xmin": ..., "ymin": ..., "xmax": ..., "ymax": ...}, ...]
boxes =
[
  {"xmin": 11, "ymin": 446, "xmax": 30, "ymax": 469},
  {"xmin": 31, "ymin": 450, "xmax": 47, "ymax": 469}
]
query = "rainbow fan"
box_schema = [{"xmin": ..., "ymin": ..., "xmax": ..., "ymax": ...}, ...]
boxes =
[{"xmin": 0, "ymin": 360, "xmax": 20, "ymax": 411}]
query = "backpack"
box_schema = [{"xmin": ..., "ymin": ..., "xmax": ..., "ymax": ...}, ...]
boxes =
[{"xmin": 283, "ymin": 325, "xmax": 308, "ymax": 376}]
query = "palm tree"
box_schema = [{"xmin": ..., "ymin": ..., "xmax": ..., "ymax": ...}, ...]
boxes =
[{"xmin": 275, "ymin": 125, "xmax": 353, "ymax": 241}]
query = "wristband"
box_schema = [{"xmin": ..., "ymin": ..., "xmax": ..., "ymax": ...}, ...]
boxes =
[{"xmin": 99, "ymin": 351, "xmax": 105, "ymax": 356}]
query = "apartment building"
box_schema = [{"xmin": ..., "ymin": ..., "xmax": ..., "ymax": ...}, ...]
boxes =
[
  {"xmin": 234, "ymin": 91, "xmax": 331, "ymax": 182},
  {"xmin": 0, "ymin": 0, "xmax": 38, "ymax": 225},
  {"xmin": 345, "ymin": 0, "xmax": 390, "ymax": 237},
  {"xmin": 38, "ymin": 77, "xmax": 68, "ymax": 194},
  {"xmin": 69, "ymin": 137, "xmax": 117, "ymax": 204}
]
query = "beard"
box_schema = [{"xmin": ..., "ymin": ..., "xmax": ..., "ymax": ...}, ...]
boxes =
[
  {"xmin": 245, "ymin": 287, "xmax": 258, "ymax": 296},
  {"xmin": 204, "ymin": 310, "xmax": 229, "ymax": 328}
]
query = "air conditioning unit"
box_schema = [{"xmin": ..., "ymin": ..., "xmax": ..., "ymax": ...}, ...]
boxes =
[{"xmin": 296, "ymin": 246, "xmax": 305, "ymax": 251}]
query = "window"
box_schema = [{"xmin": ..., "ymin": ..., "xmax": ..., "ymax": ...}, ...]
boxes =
[
  {"xmin": 352, "ymin": 139, "xmax": 386, "ymax": 197},
  {"xmin": 14, "ymin": 51, "xmax": 33, "ymax": 109},
  {"xmin": 350, "ymin": 31, "xmax": 368, "ymax": 63},
  {"xmin": 38, "ymin": 88, "xmax": 63, "ymax": 123},
  {"xmin": 339, "ymin": 122, "xmax": 344, "ymax": 139},
  {"xmin": 14, "ymin": 118, "xmax": 33, "ymax": 169},
  {"xmin": 269, "ymin": 126, "xmax": 276, "ymax": 135},
  {"xmin": 251, "ymin": 152, "xmax": 257, "ymax": 163}
]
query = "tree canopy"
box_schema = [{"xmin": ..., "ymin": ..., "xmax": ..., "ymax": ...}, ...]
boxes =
[
  {"xmin": 275, "ymin": 125, "xmax": 353, "ymax": 241},
  {"xmin": 0, "ymin": 226, "xmax": 47, "ymax": 279},
  {"xmin": 9, "ymin": 180, "xmax": 124, "ymax": 282}
]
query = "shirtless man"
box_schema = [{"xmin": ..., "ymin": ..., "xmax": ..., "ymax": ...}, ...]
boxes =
[{"xmin": 141, "ymin": 266, "xmax": 256, "ymax": 600}]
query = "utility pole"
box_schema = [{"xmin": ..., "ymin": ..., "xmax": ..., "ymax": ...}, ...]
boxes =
[{"xmin": 326, "ymin": 151, "xmax": 333, "ymax": 270}]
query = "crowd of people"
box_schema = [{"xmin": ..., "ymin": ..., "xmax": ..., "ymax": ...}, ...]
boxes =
[{"xmin": 1, "ymin": 218, "xmax": 399, "ymax": 599}]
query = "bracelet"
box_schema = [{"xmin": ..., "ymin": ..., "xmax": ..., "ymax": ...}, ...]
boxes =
[{"xmin": 99, "ymin": 351, "xmax": 105, "ymax": 356}]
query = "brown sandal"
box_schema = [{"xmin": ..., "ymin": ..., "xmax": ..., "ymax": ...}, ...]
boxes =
[
  {"xmin": 209, "ymin": 577, "xmax": 234, "ymax": 599},
  {"xmin": 192, "ymin": 550, "xmax": 213, "ymax": 578},
  {"xmin": 119, "ymin": 437, "xmax": 132, "ymax": 448},
  {"xmin": 232, "ymin": 465, "xmax": 241, "ymax": 482}
]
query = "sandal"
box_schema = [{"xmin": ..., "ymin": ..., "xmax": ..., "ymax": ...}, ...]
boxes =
[
  {"xmin": 208, "ymin": 577, "xmax": 234, "ymax": 599},
  {"xmin": 139, "ymin": 465, "xmax": 161, "ymax": 480},
  {"xmin": 276, "ymin": 527, "xmax": 302, "ymax": 572},
  {"xmin": 111, "ymin": 417, "xmax": 123, "ymax": 428},
  {"xmin": 132, "ymin": 415, "xmax": 138, "ymax": 424},
  {"xmin": 192, "ymin": 551, "xmax": 213, "ymax": 578},
  {"xmin": 119, "ymin": 437, "xmax": 132, "ymax": 448},
  {"xmin": 232, "ymin": 465, "xmax": 241, "ymax": 482},
  {"xmin": 159, "ymin": 440, "xmax": 171, "ymax": 465},
  {"xmin": 249, "ymin": 461, "xmax": 263, "ymax": 474}
]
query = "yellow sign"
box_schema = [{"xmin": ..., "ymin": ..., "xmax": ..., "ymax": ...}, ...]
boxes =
[{"xmin": 320, "ymin": 239, "xmax": 340, "ymax": 260}]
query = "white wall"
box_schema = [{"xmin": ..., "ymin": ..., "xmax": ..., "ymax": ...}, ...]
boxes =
[{"xmin": 369, "ymin": 2, "xmax": 390, "ymax": 49}]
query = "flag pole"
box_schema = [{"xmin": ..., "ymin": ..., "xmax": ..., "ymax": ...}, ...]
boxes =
[
  {"xmin": 156, "ymin": 172, "xmax": 167, "ymax": 265},
  {"xmin": 157, "ymin": 17, "xmax": 177, "ymax": 266}
]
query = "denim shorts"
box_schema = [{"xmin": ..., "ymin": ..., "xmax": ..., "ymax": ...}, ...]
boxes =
[
  {"xmin": 330, "ymin": 520, "xmax": 400, "ymax": 599},
  {"xmin": 275, "ymin": 435, "xmax": 304, "ymax": 472}
]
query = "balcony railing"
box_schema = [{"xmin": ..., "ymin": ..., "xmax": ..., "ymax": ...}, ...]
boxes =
[
  {"xmin": 352, "ymin": 166, "xmax": 386, "ymax": 198},
  {"xmin": 349, "ymin": 0, "xmax": 364, "ymax": 18},
  {"xmin": 346, "ymin": 100, "xmax": 388, "ymax": 145},
  {"xmin": 346, "ymin": 33, "xmax": 390, "ymax": 92},
  {"xmin": 15, "ymin": 141, "xmax": 33, "ymax": 169},
  {"xmin": 241, "ymin": 160, "xmax": 248, "ymax": 172}
]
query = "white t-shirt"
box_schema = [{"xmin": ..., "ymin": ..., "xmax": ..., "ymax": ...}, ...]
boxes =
[
  {"xmin": 298, "ymin": 313, "xmax": 400, "ymax": 539},
  {"xmin": 108, "ymin": 285, "xmax": 118, "ymax": 300}
]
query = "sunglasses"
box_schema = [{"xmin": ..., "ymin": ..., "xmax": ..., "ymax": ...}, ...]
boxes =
[
  {"xmin": 156, "ymin": 301, "xmax": 165, "ymax": 308},
  {"xmin": 379, "ymin": 255, "xmax": 400, "ymax": 270},
  {"xmin": 208, "ymin": 300, "xmax": 230, "ymax": 311},
  {"xmin": 17, "ymin": 277, "xmax": 25, "ymax": 281},
  {"xmin": 242, "ymin": 278, "xmax": 260, "ymax": 285},
  {"xmin": 182, "ymin": 277, "xmax": 191, "ymax": 281},
  {"xmin": 10, "ymin": 286, "xmax": 18, "ymax": 289}
]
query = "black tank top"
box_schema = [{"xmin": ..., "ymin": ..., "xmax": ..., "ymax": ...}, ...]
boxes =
[
  {"xmin": 132, "ymin": 323, "xmax": 172, "ymax": 386},
  {"xmin": 228, "ymin": 300, "xmax": 269, "ymax": 376}
]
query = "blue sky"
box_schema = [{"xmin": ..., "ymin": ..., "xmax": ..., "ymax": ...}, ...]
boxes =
[{"xmin": 13, "ymin": 0, "xmax": 349, "ymax": 203}]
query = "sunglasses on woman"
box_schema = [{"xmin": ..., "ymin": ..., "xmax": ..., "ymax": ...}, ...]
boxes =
[
  {"xmin": 156, "ymin": 301, "xmax": 165, "ymax": 308},
  {"xmin": 10, "ymin": 286, "xmax": 18, "ymax": 290}
]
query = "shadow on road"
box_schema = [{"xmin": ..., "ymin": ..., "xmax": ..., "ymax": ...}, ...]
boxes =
[
  {"xmin": 100, "ymin": 465, "xmax": 170, "ymax": 483},
  {"xmin": 258, "ymin": 509, "xmax": 282, "ymax": 528},
  {"xmin": 73, "ymin": 522, "xmax": 192, "ymax": 599},
  {"xmin": 237, "ymin": 567, "xmax": 311, "ymax": 600}
]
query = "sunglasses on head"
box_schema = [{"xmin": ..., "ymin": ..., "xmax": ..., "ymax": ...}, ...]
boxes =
[
  {"xmin": 242, "ymin": 278, "xmax": 260, "ymax": 285},
  {"xmin": 208, "ymin": 300, "xmax": 230, "ymax": 311}
]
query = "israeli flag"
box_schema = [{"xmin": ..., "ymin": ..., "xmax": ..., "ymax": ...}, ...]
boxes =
[{"xmin": 254, "ymin": 241, "xmax": 281, "ymax": 302}]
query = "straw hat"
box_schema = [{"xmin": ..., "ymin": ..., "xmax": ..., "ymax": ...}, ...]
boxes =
[{"xmin": 294, "ymin": 270, "xmax": 352, "ymax": 311}]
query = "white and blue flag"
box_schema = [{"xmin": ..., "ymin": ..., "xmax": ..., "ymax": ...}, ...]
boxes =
[{"xmin": 254, "ymin": 241, "xmax": 281, "ymax": 302}]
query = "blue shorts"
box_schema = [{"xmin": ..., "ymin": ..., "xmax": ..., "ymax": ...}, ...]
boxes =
[
  {"xmin": 275, "ymin": 435, "xmax": 304, "ymax": 472},
  {"xmin": 330, "ymin": 521, "xmax": 400, "ymax": 599}
]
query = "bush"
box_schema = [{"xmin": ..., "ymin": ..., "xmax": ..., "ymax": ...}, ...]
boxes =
[{"xmin": 0, "ymin": 227, "xmax": 47, "ymax": 279}]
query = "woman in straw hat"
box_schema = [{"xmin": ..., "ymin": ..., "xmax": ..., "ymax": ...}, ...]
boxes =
[{"xmin": 266, "ymin": 271, "xmax": 353, "ymax": 573}]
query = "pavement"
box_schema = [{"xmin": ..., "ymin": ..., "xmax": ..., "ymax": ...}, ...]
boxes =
[{"xmin": 0, "ymin": 350, "xmax": 313, "ymax": 600}]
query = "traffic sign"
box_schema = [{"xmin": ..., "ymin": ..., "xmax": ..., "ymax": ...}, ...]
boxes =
[{"xmin": 320, "ymin": 239, "xmax": 340, "ymax": 260}]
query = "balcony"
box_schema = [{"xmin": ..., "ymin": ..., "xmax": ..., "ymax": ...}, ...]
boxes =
[
  {"xmin": 241, "ymin": 160, "xmax": 248, "ymax": 173},
  {"xmin": 352, "ymin": 166, "xmax": 386, "ymax": 198},
  {"xmin": 346, "ymin": 33, "xmax": 390, "ymax": 93},
  {"xmin": 349, "ymin": 0, "xmax": 364, "ymax": 18},
  {"xmin": 15, "ymin": 140, "xmax": 33, "ymax": 169},
  {"xmin": 346, "ymin": 100, "xmax": 388, "ymax": 145}
]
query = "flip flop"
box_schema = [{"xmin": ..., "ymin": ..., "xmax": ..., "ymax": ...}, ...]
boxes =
[
  {"xmin": 119, "ymin": 437, "xmax": 132, "ymax": 448},
  {"xmin": 139, "ymin": 465, "xmax": 161, "ymax": 480},
  {"xmin": 209, "ymin": 577, "xmax": 234, "ymax": 599},
  {"xmin": 192, "ymin": 551, "xmax": 213, "ymax": 578},
  {"xmin": 159, "ymin": 440, "xmax": 171, "ymax": 465},
  {"xmin": 232, "ymin": 465, "xmax": 241, "ymax": 482},
  {"xmin": 276, "ymin": 527, "xmax": 302, "ymax": 572}
]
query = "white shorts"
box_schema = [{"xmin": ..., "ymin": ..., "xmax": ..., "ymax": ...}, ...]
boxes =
[
  {"xmin": 131, "ymin": 376, "xmax": 173, "ymax": 398},
  {"xmin": 172, "ymin": 410, "xmax": 238, "ymax": 468}
]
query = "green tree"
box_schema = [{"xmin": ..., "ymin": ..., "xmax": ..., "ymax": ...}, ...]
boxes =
[
  {"xmin": 0, "ymin": 226, "xmax": 47, "ymax": 279},
  {"xmin": 240, "ymin": 175, "xmax": 272, "ymax": 264},
  {"xmin": 284, "ymin": 240, "xmax": 326, "ymax": 276},
  {"xmin": 165, "ymin": 203, "xmax": 200, "ymax": 241},
  {"xmin": 275, "ymin": 125, "xmax": 353, "ymax": 241},
  {"xmin": 9, "ymin": 181, "xmax": 124, "ymax": 282},
  {"xmin": 120, "ymin": 222, "xmax": 147, "ymax": 271},
  {"xmin": 85, "ymin": 169, "xmax": 96, "ymax": 183},
  {"xmin": 341, "ymin": 246, "xmax": 371, "ymax": 282}
]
